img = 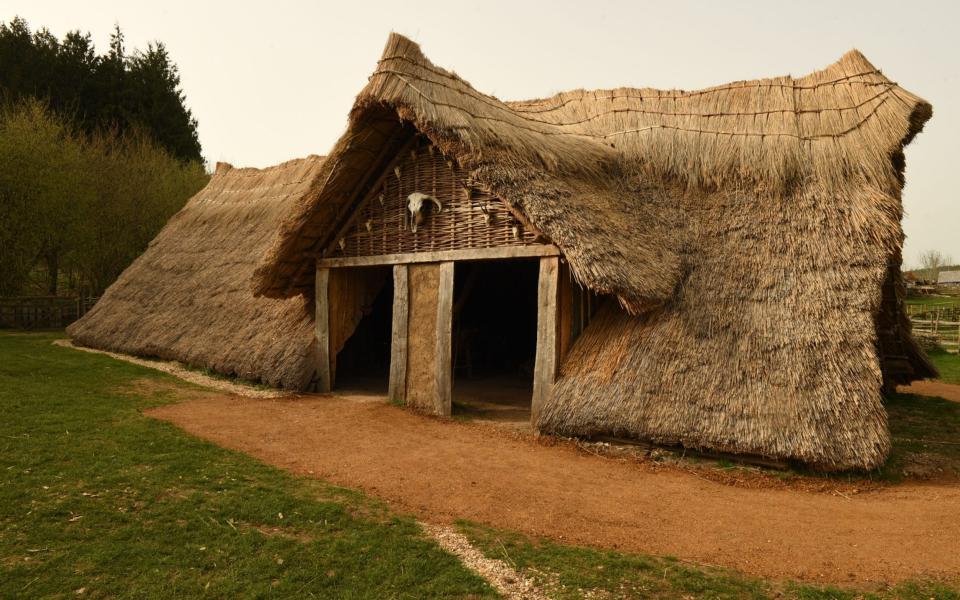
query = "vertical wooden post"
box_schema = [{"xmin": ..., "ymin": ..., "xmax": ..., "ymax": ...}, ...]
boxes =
[
  {"xmin": 557, "ymin": 261, "xmax": 573, "ymax": 362},
  {"xmin": 434, "ymin": 261, "xmax": 454, "ymax": 417},
  {"xmin": 314, "ymin": 266, "xmax": 332, "ymax": 392},
  {"xmin": 388, "ymin": 264, "xmax": 409, "ymax": 404},
  {"xmin": 532, "ymin": 256, "xmax": 560, "ymax": 425}
]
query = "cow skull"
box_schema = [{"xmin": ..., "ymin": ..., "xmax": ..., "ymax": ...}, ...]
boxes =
[{"xmin": 407, "ymin": 192, "xmax": 442, "ymax": 233}]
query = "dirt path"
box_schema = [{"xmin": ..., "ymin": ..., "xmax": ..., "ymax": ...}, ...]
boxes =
[
  {"xmin": 145, "ymin": 393, "xmax": 960, "ymax": 587},
  {"xmin": 900, "ymin": 380, "xmax": 960, "ymax": 403}
]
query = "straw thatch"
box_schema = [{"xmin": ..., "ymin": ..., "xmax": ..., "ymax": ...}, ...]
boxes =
[
  {"xmin": 254, "ymin": 34, "xmax": 932, "ymax": 469},
  {"xmin": 68, "ymin": 156, "xmax": 326, "ymax": 389}
]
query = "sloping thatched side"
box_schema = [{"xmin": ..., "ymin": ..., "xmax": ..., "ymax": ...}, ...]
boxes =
[
  {"xmin": 541, "ymin": 184, "xmax": 903, "ymax": 470},
  {"xmin": 68, "ymin": 156, "xmax": 325, "ymax": 389},
  {"xmin": 251, "ymin": 34, "xmax": 931, "ymax": 469}
]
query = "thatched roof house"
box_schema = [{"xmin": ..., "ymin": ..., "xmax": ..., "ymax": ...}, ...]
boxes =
[
  {"xmin": 938, "ymin": 270, "xmax": 960, "ymax": 286},
  {"xmin": 68, "ymin": 157, "xmax": 325, "ymax": 389},
  {"xmin": 73, "ymin": 34, "xmax": 934, "ymax": 471}
]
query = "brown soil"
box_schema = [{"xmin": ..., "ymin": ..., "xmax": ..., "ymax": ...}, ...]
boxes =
[
  {"xmin": 452, "ymin": 378, "xmax": 533, "ymax": 426},
  {"xmin": 146, "ymin": 392, "xmax": 960, "ymax": 588},
  {"xmin": 900, "ymin": 380, "xmax": 960, "ymax": 403}
]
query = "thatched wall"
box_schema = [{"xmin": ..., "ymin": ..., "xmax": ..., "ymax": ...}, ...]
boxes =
[{"xmin": 68, "ymin": 157, "xmax": 326, "ymax": 389}]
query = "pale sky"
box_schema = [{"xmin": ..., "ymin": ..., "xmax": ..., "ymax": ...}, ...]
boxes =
[{"xmin": 5, "ymin": 0, "xmax": 958, "ymax": 268}]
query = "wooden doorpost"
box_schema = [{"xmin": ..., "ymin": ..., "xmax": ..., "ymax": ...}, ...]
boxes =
[
  {"xmin": 314, "ymin": 266, "xmax": 332, "ymax": 392},
  {"xmin": 434, "ymin": 261, "xmax": 454, "ymax": 416},
  {"xmin": 532, "ymin": 256, "xmax": 560, "ymax": 424},
  {"xmin": 388, "ymin": 264, "xmax": 409, "ymax": 404}
]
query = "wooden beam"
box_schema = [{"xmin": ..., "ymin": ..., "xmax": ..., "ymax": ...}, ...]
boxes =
[
  {"xmin": 388, "ymin": 265, "xmax": 409, "ymax": 405},
  {"xmin": 314, "ymin": 266, "xmax": 331, "ymax": 392},
  {"xmin": 387, "ymin": 265, "xmax": 410, "ymax": 404},
  {"xmin": 558, "ymin": 260, "xmax": 574, "ymax": 362},
  {"xmin": 434, "ymin": 261, "xmax": 454, "ymax": 417},
  {"xmin": 532, "ymin": 256, "xmax": 560, "ymax": 424},
  {"xmin": 315, "ymin": 244, "xmax": 560, "ymax": 268}
]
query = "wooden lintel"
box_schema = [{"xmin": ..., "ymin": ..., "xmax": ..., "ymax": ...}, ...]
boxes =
[
  {"xmin": 434, "ymin": 261, "xmax": 454, "ymax": 417},
  {"xmin": 388, "ymin": 264, "xmax": 409, "ymax": 404},
  {"xmin": 315, "ymin": 245, "xmax": 560, "ymax": 268},
  {"xmin": 314, "ymin": 266, "xmax": 331, "ymax": 392}
]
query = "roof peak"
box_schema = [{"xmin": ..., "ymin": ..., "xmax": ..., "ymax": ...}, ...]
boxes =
[{"xmin": 382, "ymin": 32, "xmax": 428, "ymax": 65}]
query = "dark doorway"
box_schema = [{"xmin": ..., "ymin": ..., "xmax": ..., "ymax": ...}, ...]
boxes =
[
  {"xmin": 451, "ymin": 259, "xmax": 539, "ymax": 424},
  {"xmin": 334, "ymin": 269, "xmax": 393, "ymax": 393}
]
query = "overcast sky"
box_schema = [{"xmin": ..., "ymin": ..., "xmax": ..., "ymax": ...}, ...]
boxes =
[{"xmin": 5, "ymin": 0, "xmax": 957, "ymax": 268}]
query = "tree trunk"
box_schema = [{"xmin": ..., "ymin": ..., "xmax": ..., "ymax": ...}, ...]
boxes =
[{"xmin": 43, "ymin": 250, "xmax": 59, "ymax": 296}]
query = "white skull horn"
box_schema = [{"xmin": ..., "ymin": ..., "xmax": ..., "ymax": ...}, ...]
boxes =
[{"xmin": 407, "ymin": 192, "xmax": 442, "ymax": 233}]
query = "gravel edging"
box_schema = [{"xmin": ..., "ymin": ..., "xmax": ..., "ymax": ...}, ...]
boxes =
[
  {"xmin": 52, "ymin": 339, "xmax": 290, "ymax": 399},
  {"xmin": 420, "ymin": 522, "xmax": 548, "ymax": 600}
]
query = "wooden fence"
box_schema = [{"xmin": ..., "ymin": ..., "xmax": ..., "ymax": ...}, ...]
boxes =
[
  {"xmin": 0, "ymin": 296, "xmax": 99, "ymax": 330},
  {"xmin": 908, "ymin": 302, "xmax": 960, "ymax": 353}
]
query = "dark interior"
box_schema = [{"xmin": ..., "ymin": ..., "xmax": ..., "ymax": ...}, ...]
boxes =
[
  {"xmin": 451, "ymin": 259, "xmax": 539, "ymax": 421},
  {"xmin": 334, "ymin": 275, "xmax": 393, "ymax": 392}
]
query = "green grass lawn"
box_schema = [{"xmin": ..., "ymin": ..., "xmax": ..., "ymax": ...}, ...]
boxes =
[
  {"xmin": 928, "ymin": 348, "xmax": 960, "ymax": 385},
  {"xmin": 0, "ymin": 332, "xmax": 494, "ymax": 598},
  {"xmin": 2, "ymin": 331, "xmax": 959, "ymax": 599},
  {"xmin": 905, "ymin": 296, "xmax": 960, "ymax": 308},
  {"xmin": 879, "ymin": 391, "xmax": 960, "ymax": 481}
]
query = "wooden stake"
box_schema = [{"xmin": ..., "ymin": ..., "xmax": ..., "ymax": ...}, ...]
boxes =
[
  {"xmin": 434, "ymin": 261, "xmax": 454, "ymax": 417},
  {"xmin": 388, "ymin": 264, "xmax": 409, "ymax": 404},
  {"xmin": 532, "ymin": 256, "xmax": 560, "ymax": 425},
  {"xmin": 314, "ymin": 266, "xmax": 331, "ymax": 392}
]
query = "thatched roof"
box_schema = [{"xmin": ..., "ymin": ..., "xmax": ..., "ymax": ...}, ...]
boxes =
[
  {"xmin": 939, "ymin": 270, "xmax": 960, "ymax": 284},
  {"xmin": 68, "ymin": 156, "xmax": 325, "ymax": 389},
  {"xmin": 253, "ymin": 34, "xmax": 931, "ymax": 469}
]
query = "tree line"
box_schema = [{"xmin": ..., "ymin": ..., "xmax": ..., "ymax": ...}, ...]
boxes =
[
  {"xmin": 0, "ymin": 17, "xmax": 208, "ymax": 297},
  {"xmin": 0, "ymin": 16, "xmax": 201, "ymax": 163}
]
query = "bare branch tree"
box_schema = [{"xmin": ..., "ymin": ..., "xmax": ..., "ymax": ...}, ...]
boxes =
[{"xmin": 920, "ymin": 249, "xmax": 953, "ymax": 282}]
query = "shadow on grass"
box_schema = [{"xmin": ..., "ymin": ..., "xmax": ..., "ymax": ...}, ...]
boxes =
[{"xmin": 879, "ymin": 391, "xmax": 960, "ymax": 481}]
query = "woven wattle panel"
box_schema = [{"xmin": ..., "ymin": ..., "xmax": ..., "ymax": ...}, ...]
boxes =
[{"xmin": 334, "ymin": 141, "xmax": 540, "ymax": 257}]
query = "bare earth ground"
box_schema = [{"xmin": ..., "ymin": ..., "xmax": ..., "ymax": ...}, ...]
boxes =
[
  {"xmin": 147, "ymin": 391, "xmax": 960, "ymax": 588},
  {"xmin": 900, "ymin": 379, "xmax": 960, "ymax": 403}
]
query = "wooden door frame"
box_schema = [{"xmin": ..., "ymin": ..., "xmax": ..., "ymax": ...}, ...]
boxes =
[{"xmin": 315, "ymin": 254, "xmax": 565, "ymax": 420}]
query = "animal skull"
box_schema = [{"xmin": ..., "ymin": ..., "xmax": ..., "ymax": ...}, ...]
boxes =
[{"xmin": 407, "ymin": 192, "xmax": 442, "ymax": 233}]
